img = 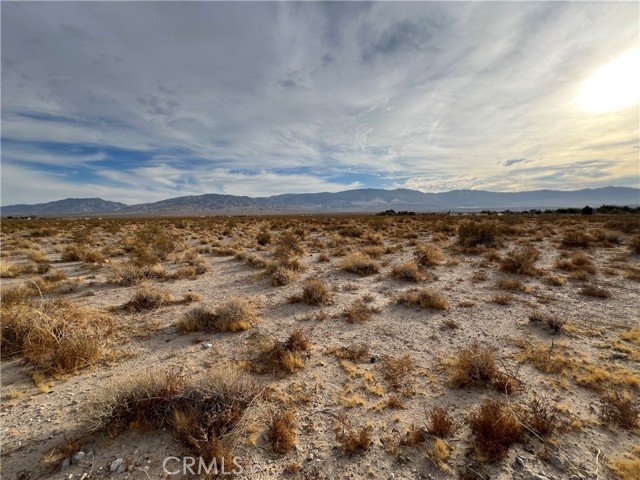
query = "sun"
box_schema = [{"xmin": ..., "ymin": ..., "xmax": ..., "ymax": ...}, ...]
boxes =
[{"xmin": 578, "ymin": 49, "xmax": 640, "ymax": 113}]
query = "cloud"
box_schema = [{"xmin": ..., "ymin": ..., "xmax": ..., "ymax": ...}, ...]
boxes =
[{"xmin": 1, "ymin": 1, "xmax": 638, "ymax": 204}]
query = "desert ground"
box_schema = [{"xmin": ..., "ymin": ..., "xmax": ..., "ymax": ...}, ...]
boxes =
[{"xmin": 1, "ymin": 213, "xmax": 638, "ymax": 480}]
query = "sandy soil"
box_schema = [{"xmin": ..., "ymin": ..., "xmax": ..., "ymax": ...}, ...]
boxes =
[{"xmin": 1, "ymin": 215, "xmax": 638, "ymax": 480}]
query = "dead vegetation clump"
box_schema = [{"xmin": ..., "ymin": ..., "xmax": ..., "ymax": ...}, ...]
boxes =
[
  {"xmin": 447, "ymin": 344, "xmax": 521, "ymax": 394},
  {"xmin": 496, "ymin": 278, "xmax": 529, "ymax": 292},
  {"xmin": 414, "ymin": 244, "xmax": 445, "ymax": 266},
  {"xmin": 390, "ymin": 261, "xmax": 426, "ymax": 282},
  {"xmin": 178, "ymin": 297, "xmax": 256, "ymax": 332},
  {"xmin": 468, "ymin": 398, "xmax": 524, "ymax": 461},
  {"xmin": 1, "ymin": 298, "xmax": 115, "ymax": 374},
  {"xmin": 560, "ymin": 230, "xmax": 591, "ymax": 248},
  {"xmin": 529, "ymin": 311, "xmax": 566, "ymax": 334},
  {"xmin": 599, "ymin": 391, "xmax": 639, "ymax": 429},
  {"xmin": 328, "ymin": 343, "xmax": 370, "ymax": 362},
  {"xmin": 122, "ymin": 283, "xmax": 173, "ymax": 312},
  {"xmin": 580, "ymin": 284, "xmax": 612, "ymax": 298},
  {"xmin": 269, "ymin": 410, "xmax": 297, "ymax": 454},
  {"xmin": 335, "ymin": 415, "xmax": 373, "ymax": 454},
  {"xmin": 339, "ymin": 252, "xmax": 381, "ymax": 276},
  {"xmin": 457, "ymin": 220, "xmax": 502, "ymax": 250},
  {"xmin": 106, "ymin": 260, "xmax": 169, "ymax": 286},
  {"xmin": 381, "ymin": 354, "xmax": 415, "ymax": 394},
  {"xmin": 630, "ymin": 235, "xmax": 640, "ymax": 255},
  {"xmin": 554, "ymin": 252, "xmax": 596, "ymax": 276},
  {"xmin": 426, "ymin": 406, "xmax": 457, "ymax": 437},
  {"xmin": 88, "ymin": 368, "xmax": 261, "ymax": 469},
  {"xmin": 398, "ymin": 288, "xmax": 449, "ymax": 310},
  {"xmin": 499, "ymin": 245, "xmax": 540, "ymax": 276},
  {"xmin": 252, "ymin": 329, "xmax": 310, "ymax": 374},
  {"xmin": 299, "ymin": 278, "xmax": 331, "ymax": 305},
  {"xmin": 524, "ymin": 396, "xmax": 558, "ymax": 436},
  {"xmin": 342, "ymin": 298, "xmax": 380, "ymax": 323}
]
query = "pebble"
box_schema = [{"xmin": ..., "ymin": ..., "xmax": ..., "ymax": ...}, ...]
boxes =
[
  {"xmin": 307, "ymin": 453, "xmax": 314, "ymax": 461},
  {"xmin": 110, "ymin": 458, "xmax": 124, "ymax": 472},
  {"xmin": 369, "ymin": 354, "xmax": 380, "ymax": 364},
  {"xmin": 203, "ymin": 343, "xmax": 213, "ymax": 349},
  {"xmin": 71, "ymin": 451, "xmax": 85, "ymax": 464},
  {"xmin": 515, "ymin": 455, "xmax": 525, "ymax": 468},
  {"xmin": 550, "ymin": 455, "xmax": 565, "ymax": 470},
  {"xmin": 61, "ymin": 458, "xmax": 71, "ymax": 470}
]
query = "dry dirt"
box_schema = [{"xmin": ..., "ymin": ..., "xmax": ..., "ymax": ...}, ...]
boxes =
[{"xmin": 1, "ymin": 215, "xmax": 638, "ymax": 480}]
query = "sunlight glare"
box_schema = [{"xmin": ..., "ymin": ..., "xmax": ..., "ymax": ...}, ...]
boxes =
[{"xmin": 578, "ymin": 49, "xmax": 640, "ymax": 113}]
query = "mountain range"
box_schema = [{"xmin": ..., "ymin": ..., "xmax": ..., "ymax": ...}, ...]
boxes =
[{"xmin": 2, "ymin": 187, "xmax": 638, "ymax": 217}]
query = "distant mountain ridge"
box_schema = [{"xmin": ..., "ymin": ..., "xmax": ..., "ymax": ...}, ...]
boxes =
[{"xmin": 2, "ymin": 187, "xmax": 638, "ymax": 216}]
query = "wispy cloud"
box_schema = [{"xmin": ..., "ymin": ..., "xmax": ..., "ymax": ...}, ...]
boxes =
[{"xmin": 1, "ymin": 1, "xmax": 638, "ymax": 204}]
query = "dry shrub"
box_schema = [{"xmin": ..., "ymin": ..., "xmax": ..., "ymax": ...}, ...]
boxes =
[
  {"xmin": 447, "ymin": 344, "xmax": 520, "ymax": 394},
  {"xmin": 130, "ymin": 225, "xmax": 177, "ymax": 265},
  {"xmin": 274, "ymin": 231, "xmax": 305, "ymax": 259},
  {"xmin": 580, "ymin": 285, "xmax": 612, "ymax": 299},
  {"xmin": 457, "ymin": 221, "xmax": 501, "ymax": 250},
  {"xmin": 401, "ymin": 424, "xmax": 426, "ymax": 446},
  {"xmin": 630, "ymin": 235, "xmax": 640, "ymax": 255},
  {"xmin": 1, "ymin": 298, "xmax": 115, "ymax": 374},
  {"xmin": 88, "ymin": 368, "xmax": 261, "ymax": 467},
  {"xmin": 269, "ymin": 410, "xmax": 297, "ymax": 454},
  {"xmin": 491, "ymin": 293, "xmax": 513, "ymax": 305},
  {"xmin": 256, "ymin": 229, "xmax": 271, "ymax": 246},
  {"xmin": 107, "ymin": 260, "xmax": 169, "ymax": 286},
  {"xmin": 342, "ymin": 298, "xmax": 380, "ymax": 323},
  {"xmin": 300, "ymin": 278, "xmax": 331, "ymax": 305},
  {"xmin": 361, "ymin": 246, "xmax": 386, "ymax": 259},
  {"xmin": 399, "ymin": 288, "xmax": 448, "ymax": 310},
  {"xmin": 469, "ymin": 398, "xmax": 524, "ymax": 461},
  {"xmin": 335, "ymin": 416, "xmax": 372, "ymax": 454},
  {"xmin": 427, "ymin": 406, "xmax": 457, "ymax": 437},
  {"xmin": 381, "ymin": 354, "xmax": 415, "ymax": 394},
  {"xmin": 0, "ymin": 261, "xmax": 36, "ymax": 278},
  {"xmin": 496, "ymin": 278, "xmax": 529, "ymax": 292},
  {"xmin": 390, "ymin": 261, "xmax": 425, "ymax": 282},
  {"xmin": 414, "ymin": 244, "xmax": 445, "ymax": 266},
  {"xmin": 529, "ymin": 312, "xmax": 565, "ymax": 334},
  {"xmin": 61, "ymin": 245, "xmax": 106, "ymax": 263},
  {"xmin": 385, "ymin": 394, "xmax": 405, "ymax": 409},
  {"xmin": 339, "ymin": 253, "xmax": 380, "ymax": 275},
  {"xmin": 178, "ymin": 298, "xmax": 255, "ymax": 333},
  {"xmin": 499, "ymin": 245, "xmax": 540, "ymax": 276},
  {"xmin": 608, "ymin": 448, "xmax": 640, "ymax": 480},
  {"xmin": 253, "ymin": 329, "xmax": 310, "ymax": 374},
  {"xmin": 123, "ymin": 283, "xmax": 172, "ymax": 312},
  {"xmin": 561, "ymin": 230, "xmax": 591, "ymax": 248},
  {"xmin": 599, "ymin": 391, "xmax": 639, "ymax": 429},
  {"xmin": 555, "ymin": 252, "xmax": 596, "ymax": 276},
  {"xmin": 524, "ymin": 396, "xmax": 557, "ymax": 436},
  {"xmin": 329, "ymin": 343, "xmax": 370, "ymax": 362}
]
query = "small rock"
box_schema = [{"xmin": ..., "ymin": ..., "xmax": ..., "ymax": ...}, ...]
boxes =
[
  {"xmin": 203, "ymin": 343, "xmax": 213, "ymax": 349},
  {"xmin": 515, "ymin": 455, "xmax": 525, "ymax": 468},
  {"xmin": 307, "ymin": 453, "xmax": 314, "ymax": 461},
  {"xmin": 550, "ymin": 455, "xmax": 565, "ymax": 470},
  {"xmin": 71, "ymin": 451, "xmax": 85, "ymax": 464},
  {"xmin": 570, "ymin": 476, "xmax": 583, "ymax": 480},
  {"xmin": 117, "ymin": 463, "xmax": 126, "ymax": 474},
  {"xmin": 61, "ymin": 458, "xmax": 71, "ymax": 470},
  {"xmin": 370, "ymin": 354, "xmax": 380, "ymax": 364},
  {"xmin": 110, "ymin": 458, "xmax": 124, "ymax": 472},
  {"xmin": 389, "ymin": 474, "xmax": 395, "ymax": 480}
]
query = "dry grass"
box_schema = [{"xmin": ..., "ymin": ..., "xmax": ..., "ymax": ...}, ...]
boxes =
[
  {"xmin": 560, "ymin": 230, "xmax": 591, "ymax": 248},
  {"xmin": 177, "ymin": 298, "xmax": 256, "ymax": 332},
  {"xmin": 339, "ymin": 253, "xmax": 380, "ymax": 275},
  {"xmin": 88, "ymin": 368, "xmax": 261, "ymax": 466},
  {"xmin": 329, "ymin": 343, "xmax": 370, "ymax": 362},
  {"xmin": 529, "ymin": 311, "xmax": 566, "ymax": 334},
  {"xmin": 122, "ymin": 283, "xmax": 173, "ymax": 312},
  {"xmin": 381, "ymin": 354, "xmax": 415, "ymax": 394},
  {"xmin": 399, "ymin": 288, "xmax": 449, "ymax": 310},
  {"xmin": 300, "ymin": 278, "xmax": 331, "ymax": 305},
  {"xmin": 426, "ymin": 406, "xmax": 457, "ymax": 437},
  {"xmin": 524, "ymin": 396, "xmax": 557, "ymax": 436},
  {"xmin": 580, "ymin": 285, "xmax": 612, "ymax": 298},
  {"xmin": 499, "ymin": 245, "xmax": 540, "ymax": 276},
  {"xmin": 469, "ymin": 398, "xmax": 524, "ymax": 461},
  {"xmin": 457, "ymin": 220, "xmax": 501, "ymax": 250},
  {"xmin": 390, "ymin": 261, "xmax": 425, "ymax": 282},
  {"xmin": 342, "ymin": 299, "xmax": 380, "ymax": 323},
  {"xmin": 269, "ymin": 410, "xmax": 297, "ymax": 454},
  {"xmin": 599, "ymin": 391, "xmax": 639, "ymax": 429},
  {"xmin": 491, "ymin": 293, "xmax": 513, "ymax": 305},
  {"xmin": 1, "ymin": 298, "xmax": 115, "ymax": 374},
  {"xmin": 414, "ymin": 244, "xmax": 445, "ymax": 266},
  {"xmin": 252, "ymin": 329, "xmax": 310, "ymax": 374},
  {"xmin": 554, "ymin": 252, "xmax": 596, "ymax": 276},
  {"xmin": 608, "ymin": 447, "xmax": 640, "ymax": 480},
  {"xmin": 495, "ymin": 278, "xmax": 529, "ymax": 292},
  {"xmin": 335, "ymin": 415, "xmax": 372, "ymax": 454},
  {"xmin": 447, "ymin": 344, "xmax": 521, "ymax": 394}
]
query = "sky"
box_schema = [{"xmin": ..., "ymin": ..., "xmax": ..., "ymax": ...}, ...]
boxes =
[{"xmin": 2, "ymin": 1, "xmax": 639, "ymax": 205}]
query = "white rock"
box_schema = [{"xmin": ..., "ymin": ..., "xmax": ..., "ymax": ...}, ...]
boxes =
[{"xmin": 110, "ymin": 458, "xmax": 124, "ymax": 472}]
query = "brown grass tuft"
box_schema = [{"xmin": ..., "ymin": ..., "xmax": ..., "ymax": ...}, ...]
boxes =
[
  {"xmin": 426, "ymin": 406, "xmax": 457, "ymax": 437},
  {"xmin": 599, "ymin": 391, "xmax": 639, "ymax": 429},
  {"xmin": 447, "ymin": 344, "xmax": 520, "ymax": 393},
  {"xmin": 339, "ymin": 253, "xmax": 381, "ymax": 275},
  {"xmin": 177, "ymin": 298, "xmax": 255, "ymax": 332},
  {"xmin": 499, "ymin": 245, "xmax": 540, "ymax": 276},
  {"xmin": 390, "ymin": 261, "xmax": 425, "ymax": 282},
  {"xmin": 269, "ymin": 410, "xmax": 297, "ymax": 454},
  {"xmin": 253, "ymin": 329, "xmax": 310, "ymax": 374},
  {"xmin": 300, "ymin": 278, "xmax": 331, "ymax": 305},
  {"xmin": 399, "ymin": 288, "xmax": 449, "ymax": 310},
  {"xmin": 469, "ymin": 398, "xmax": 524, "ymax": 461},
  {"xmin": 414, "ymin": 244, "xmax": 445, "ymax": 266},
  {"xmin": 335, "ymin": 415, "xmax": 372, "ymax": 454},
  {"xmin": 123, "ymin": 283, "xmax": 172, "ymax": 312},
  {"xmin": 580, "ymin": 284, "xmax": 612, "ymax": 298},
  {"xmin": 342, "ymin": 298, "xmax": 380, "ymax": 323}
]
